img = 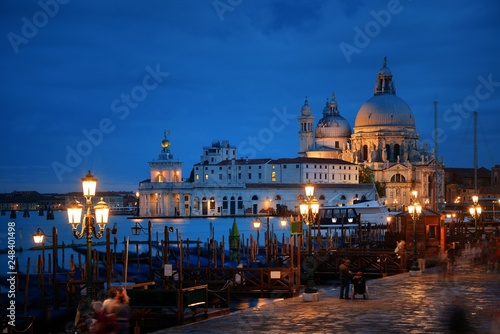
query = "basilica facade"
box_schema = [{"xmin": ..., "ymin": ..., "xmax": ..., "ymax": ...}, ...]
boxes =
[{"xmin": 300, "ymin": 58, "xmax": 445, "ymax": 211}]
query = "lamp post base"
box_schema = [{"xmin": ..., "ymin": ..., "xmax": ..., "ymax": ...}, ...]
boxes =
[
  {"xmin": 302, "ymin": 292, "xmax": 320, "ymax": 302},
  {"xmin": 409, "ymin": 270, "xmax": 422, "ymax": 277}
]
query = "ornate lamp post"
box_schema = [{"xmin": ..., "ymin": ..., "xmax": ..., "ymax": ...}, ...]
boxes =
[
  {"xmin": 469, "ymin": 195, "xmax": 482, "ymax": 239},
  {"xmin": 408, "ymin": 190, "xmax": 422, "ymax": 276},
  {"xmin": 299, "ymin": 185, "xmax": 320, "ymax": 300},
  {"xmin": 67, "ymin": 171, "xmax": 109, "ymax": 300}
]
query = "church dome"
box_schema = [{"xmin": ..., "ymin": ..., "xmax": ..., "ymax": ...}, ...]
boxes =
[
  {"xmin": 315, "ymin": 93, "xmax": 352, "ymax": 139},
  {"xmin": 354, "ymin": 57, "xmax": 415, "ymax": 129},
  {"xmin": 354, "ymin": 94, "xmax": 415, "ymax": 128}
]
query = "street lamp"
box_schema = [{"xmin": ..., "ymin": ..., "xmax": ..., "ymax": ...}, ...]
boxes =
[
  {"xmin": 299, "ymin": 185, "xmax": 320, "ymax": 299},
  {"xmin": 408, "ymin": 190, "xmax": 422, "ymax": 275},
  {"xmin": 131, "ymin": 221, "xmax": 147, "ymax": 235},
  {"xmin": 469, "ymin": 195, "xmax": 482, "ymax": 239},
  {"xmin": 135, "ymin": 191, "xmax": 140, "ymax": 217},
  {"xmin": 67, "ymin": 171, "xmax": 109, "ymax": 300}
]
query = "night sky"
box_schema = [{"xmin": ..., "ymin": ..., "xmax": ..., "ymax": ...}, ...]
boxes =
[{"xmin": 1, "ymin": 0, "xmax": 500, "ymax": 194}]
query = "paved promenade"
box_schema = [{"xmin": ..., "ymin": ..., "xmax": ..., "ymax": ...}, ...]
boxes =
[{"xmin": 152, "ymin": 264, "xmax": 500, "ymax": 334}]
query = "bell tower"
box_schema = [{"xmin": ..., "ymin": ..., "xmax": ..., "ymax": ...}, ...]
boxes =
[{"xmin": 298, "ymin": 97, "xmax": 314, "ymax": 156}]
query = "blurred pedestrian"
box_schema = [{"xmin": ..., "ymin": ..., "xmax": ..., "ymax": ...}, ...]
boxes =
[
  {"xmin": 447, "ymin": 243, "xmax": 456, "ymax": 275},
  {"xmin": 111, "ymin": 287, "xmax": 130, "ymax": 334}
]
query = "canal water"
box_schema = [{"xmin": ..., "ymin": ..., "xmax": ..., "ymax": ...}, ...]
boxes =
[{"xmin": 0, "ymin": 211, "xmax": 290, "ymax": 274}]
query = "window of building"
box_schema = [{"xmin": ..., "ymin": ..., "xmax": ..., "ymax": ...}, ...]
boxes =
[
  {"xmin": 252, "ymin": 195, "xmax": 259, "ymax": 200},
  {"xmin": 209, "ymin": 197, "xmax": 215, "ymax": 210},
  {"xmin": 193, "ymin": 197, "xmax": 200, "ymax": 210},
  {"xmin": 271, "ymin": 171, "xmax": 276, "ymax": 182},
  {"xmin": 258, "ymin": 173, "xmax": 262, "ymax": 179},
  {"xmin": 205, "ymin": 174, "xmax": 208, "ymax": 180},
  {"xmin": 237, "ymin": 196, "xmax": 243, "ymax": 209},
  {"xmin": 219, "ymin": 174, "xmax": 222, "ymax": 180},
  {"xmin": 248, "ymin": 173, "xmax": 252, "ymax": 179},
  {"xmin": 222, "ymin": 196, "xmax": 228, "ymax": 210},
  {"xmin": 238, "ymin": 173, "xmax": 242, "ymax": 179},
  {"xmin": 390, "ymin": 173, "xmax": 406, "ymax": 182}
]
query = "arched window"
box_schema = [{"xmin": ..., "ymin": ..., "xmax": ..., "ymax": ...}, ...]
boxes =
[
  {"xmin": 237, "ymin": 196, "xmax": 243, "ymax": 209},
  {"xmin": 319, "ymin": 195, "xmax": 325, "ymax": 200},
  {"xmin": 394, "ymin": 144, "xmax": 400, "ymax": 161},
  {"xmin": 275, "ymin": 195, "xmax": 281, "ymax": 201},
  {"xmin": 385, "ymin": 144, "xmax": 391, "ymax": 161},
  {"xmin": 362, "ymin": 145, "xmax": 368, "ymax": 161},
  {"xmin": 340, "ymin": 195, "xmax": 347, "ymax": 200},
  {"xmin": 252, "ymin": 195, "xmax": 259, "ymax": 200},
  {"xmin": 209, "ymin": 197, "xmax": 215, "ymax": 210},
  {"xmin": 223, "ymin": 196, "xmax": 228, "ymax": 210},
  {"xmin": 390, "ymin": 173, "xmax": 406, "ymax": 182}
]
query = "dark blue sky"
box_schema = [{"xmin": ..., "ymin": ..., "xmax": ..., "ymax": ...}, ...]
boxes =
[{"xmin": 1, "ymin": 0, "xmax": 500, "ymax": 193}]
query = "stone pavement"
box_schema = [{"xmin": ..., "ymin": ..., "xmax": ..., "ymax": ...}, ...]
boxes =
[{"xmin": 152, "ymin": 264, "xmax": 500, "ymax": 334}]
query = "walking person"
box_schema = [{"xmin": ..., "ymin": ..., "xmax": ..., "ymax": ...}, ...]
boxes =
[
  {"xmin": 447, "ymin": 243, "xmax": 456, "ymax": 275},
  {"xmin": 339, "ymin": 259, "xmax": 352, "ymax": 299},
  {"xmin": 111, "ymin": 287, "xmax": 130, "ymax": 334}
]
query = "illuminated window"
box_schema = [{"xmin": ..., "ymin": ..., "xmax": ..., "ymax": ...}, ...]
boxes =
[{"xmin": 271, "ymin": 171, "xmax": 276, "ymax": 182}]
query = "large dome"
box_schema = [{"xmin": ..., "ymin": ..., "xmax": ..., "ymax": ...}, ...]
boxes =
[{"xmin": 354, "ymin": 94, "xmax": 415, "ymax": 128}]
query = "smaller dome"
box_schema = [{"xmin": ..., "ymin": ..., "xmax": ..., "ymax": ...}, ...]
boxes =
[
  {"xmin": 315, "ymin": 116, "xmax": 351, "ymax": 138},
  {"xmin": 315, "ymin": 92, "xmax": 351, "ymax": 139}
]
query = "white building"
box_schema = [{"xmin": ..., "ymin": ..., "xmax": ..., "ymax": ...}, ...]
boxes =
[{"xmin": 138, "ymin": 137, "xmax": 373, "ymax": 217}]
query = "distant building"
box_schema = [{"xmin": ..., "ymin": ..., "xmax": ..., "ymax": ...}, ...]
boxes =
[{"xmin": 444, "ymin": 165, "xmax": 500, "ymax": 221}]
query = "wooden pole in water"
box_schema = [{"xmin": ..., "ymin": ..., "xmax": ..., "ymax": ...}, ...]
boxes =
[
  {"xmin": 197, "ymin": 238, "xmax": 201, "ymax": 268},
  {"xmin": 24, "ymin": 258, "xmax": 30, "ymax": 314},
  {"xmin": 106, "ymin": 228, "xmax": 111, "ymax": 290},
  {"xmin": 179, "ymin": 234, "xmax": 183, "ymax": 287},
  {"xmin": 148, "ymin": 220, "xmax": 153, "ymax": 281},
  {"xmin": 186, "ymin": 238, "xmax": 190, "ymax": 269},
  {"xmin": 163, "ymin": 226, "xmax": 169, "ymax": 287},
  {"xmin": 124, "ymin": 237, "xmax": 129, "ymax": 286},
  {"xmin": 52, "ymin": 226, "xmax": 58, "ymax": 309}
]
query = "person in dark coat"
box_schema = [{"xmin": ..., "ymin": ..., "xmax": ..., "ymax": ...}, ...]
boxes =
[{"xmin": 339, "ymin": 259, "xmax": 352, "ymax": 299}]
